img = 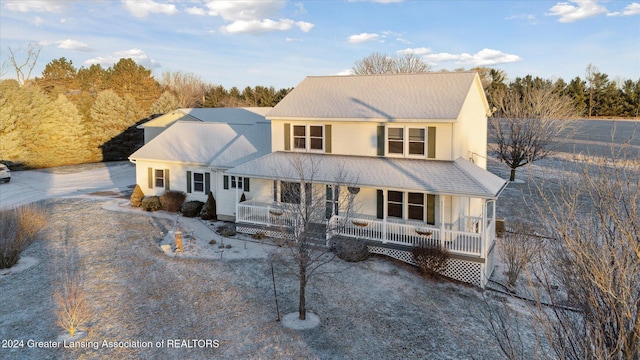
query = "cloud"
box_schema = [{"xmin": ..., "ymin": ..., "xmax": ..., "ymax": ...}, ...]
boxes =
[
  {"xmin": 622, "ymin": 2, "xmax": 640, "ymax": 15},
  {"xmin": 399, "ymin": 48, "xmax": 521, "ymax": 67},
  {"xmin": 348, "ymin": 32, "xmax": 380, "ymax": 44},
  {"xmin": 505, "ymin": 13, "xmax": 537, "ymax": 24},
  {"xmin": 85, "ymin": 48, "xmax": 160, "ymax": 68},
  {"xmin": 205, "ymin": 0, "xmax": 282, "ymax": 21},
  {"xmin": 32, "ymin": 16, "xmax": 44, "ymax": 26},
  {"xmin": 222, "ymin": 19, "xmax": 314, "ymax": 34},
  {"xmin": 186, "ymin": 7, "xmax": 207, "ymax": 16},
  {"xmin": 3, "ymin": 0, "xmax": 67, "ymax": 13},
  {"xmin": 56, "ymin": 39, "xmax": 92, "ymax": 52},
  {"xmin": 397, "ymin": 47, "xmax": 430, "ymax": 56},
  {"xmin": 546, "ymin": 0, "xmax": 607, "ymax": 22},
  {"xmin": 122, "ymin": 0, "xmax": 177, "ymax": 18},
  {"xmin": 204, "ymin": 0, "xmax": 314, "ymax": 34},
  {"xmin": 608, "ymin": 2, "xmax": 640, "ymax": 16}
]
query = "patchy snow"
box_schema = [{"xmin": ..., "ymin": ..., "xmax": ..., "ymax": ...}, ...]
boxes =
[
  {"xmin": 281, "ymin": 312, "xmax": 320, "ymax": 330},
  {"xmin": 0, "ymin": 256, "xmax": 38, "ymax": 276},
  {"xmin": 0, "ymin": 159, "xmax": 550, "ymax": 359}
]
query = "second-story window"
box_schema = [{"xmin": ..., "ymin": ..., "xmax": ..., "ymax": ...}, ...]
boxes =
[
  {"xmin": 293, "ymin": 125, "xmax": 306, "ymax": 149},
  {"xmin": 388, "ymin": 128, "xmax": 404, "ymax": 154},
  {"xmin": 309, "ymin": 125, "xmax": 323, "ymax": 150},
  {"xmin": 292, "ymin": 124, "xmax": 324, "ymax": 151},
  {"xmin": 408, "ymin": 128, "xmax": 425, "ymax": 155},
  {"xmin": 386, "ymin": 126, "xmax": 434, "ymax": 158}
]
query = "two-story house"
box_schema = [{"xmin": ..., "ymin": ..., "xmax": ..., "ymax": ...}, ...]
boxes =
[{"xmin": 226, "ymin": 72, "xmax": 507, "ymax": 287}]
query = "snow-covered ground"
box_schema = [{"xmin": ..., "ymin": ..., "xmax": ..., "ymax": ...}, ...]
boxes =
[
  {"xmin": 0, "ymin": 159, "xmax": 548, "ymax": 359},
  {"xmin": 0, "ymin": 161, "xmax": 135, "ymax": 210}
]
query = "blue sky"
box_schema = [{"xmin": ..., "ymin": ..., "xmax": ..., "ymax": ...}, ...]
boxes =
[{"xmin": 1, "ymin": 0, "xmax": 638, "ymax": 89}]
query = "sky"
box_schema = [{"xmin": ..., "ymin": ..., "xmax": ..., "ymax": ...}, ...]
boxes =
[{"xmin": 0, "ymin": 0, "xmax": 639, "ymax": 89}]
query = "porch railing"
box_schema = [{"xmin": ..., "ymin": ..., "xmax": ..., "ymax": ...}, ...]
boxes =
[
  {"xmin": 329, "ymin": 215, "xmax": 485, "ymax": 256},
  {"xmin": 237, "ymin": 202, "xmax": 492, "ymax": 258},
  {"xmin": 236, "ymin": 200, "xmax": 296, "ymax": 228}
]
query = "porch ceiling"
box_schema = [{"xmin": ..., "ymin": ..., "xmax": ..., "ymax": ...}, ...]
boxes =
[{"xmin": 227, "ymin": 152, "xmax": 507, "ymax": 199}]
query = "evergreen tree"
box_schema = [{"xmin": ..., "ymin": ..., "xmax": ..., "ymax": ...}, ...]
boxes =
[
  {"xmin": 37, "ymin": 57, "xmax": 78, "ymax": 98},
  {"xmin": 29, "ymin": 94, "xmax": 91, "ymax": 167},
  {"xmin": 88, "ymin": 90, "xmax": 128, "ymax": 160},
  {"xmin": 107, "ymin": 58, "xmax": 161, "ymax": 115},
  {"xmin": 150, "ymin": 91, "xmax": 180, "ymax": 115}
]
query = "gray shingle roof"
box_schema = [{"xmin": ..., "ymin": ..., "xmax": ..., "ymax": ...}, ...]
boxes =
[
  {"xmin": 227, "ymin": 152, "xmax": 507, "ymax": 199},
  {"xmin": 129, "ymin": 121, "xmax": 271, "ymax": 168},
  {"xmin": 266, "ymin": 72, "xmax": 479, "ymax": 121}
]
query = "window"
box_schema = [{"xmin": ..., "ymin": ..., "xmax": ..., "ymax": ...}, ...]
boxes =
[
  {"xmin": 293, "ymin": 125, "xmax": 306, "ymax": 149},
  {"xmin": 231, "ymin": 176, "xmax": 243, "ymax": 189},
  {"xmin": 154, "ymin": 169, "xmax": 164, "ymax": 188},
  {"xmin": 193, "ymin": 173, "xmax": 204, "ymax": 192},
  {"xmin": 386, "ymin": 126, "xmax": 435, "ymax": 158},
  {"xmin": 387, "ymin": 191, "xmax": 403, "ymax": 218},
  {"xmin": 281, "ymin": 182, "xmax": 301, "ymax": 204},
  {"xmin": 408, "ymin": 192, "xmax": 424, "ymax": 221},
  {"xmin": 288, "ymin": 124, "xmax": 327, "ymax": 152},
  {"xmin": 409, "ymin": 128, "xmax": 425, "ymax": 155},
  {"xmin": 388, "ymin": 128, "xmax": 404, "ymax": 154},
  {"xmin": 309, "ymin": 125, "xmax": 323, "ymax": 150}
]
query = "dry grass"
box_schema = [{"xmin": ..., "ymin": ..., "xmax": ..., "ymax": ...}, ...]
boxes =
[{"xmin": 0, "ymin": 204, "xmax": 47, "ymax": 269}]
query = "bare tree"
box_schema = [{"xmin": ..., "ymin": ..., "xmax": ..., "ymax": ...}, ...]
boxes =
[
  {"xmin": 352, "ymin": 52, "xmax": 431, "ymax": 75},
  {"xmin": 528, "ymin": 149, "xmax": 640, "ymax": 360},
  {"xmin": 160, "ymin": 70, "xmax": 208, "ymax": 108},
  {"xmin": 499, "ymin": 220, "xmax": 541, "ymax": 288},
  {"xmin": 271, "ymin": 153, "xmax": 360, "ymax": 320},
  {"xmin": 490, "ymin": 82, "xmax": 577, "ymax": 181},
  {"xmin": 7, "ymin": 42, "xmax": 41, "ymax": 87}
]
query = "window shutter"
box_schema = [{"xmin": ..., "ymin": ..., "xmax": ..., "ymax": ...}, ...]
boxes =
[
  {"xmin": 377, "ymin": 126, "xmax": 385, "ymax": 156},
  {"xmin": 223, "ymin": 175, "xmax": 229, "ymax": 189},
  {"xmin": 325, "ymin": 125, "xmax": 332, "ymax": 153},
  {"xmin": 284, "ymin": 123, "xmax": 290, "ymax": 151},
  {"xmin": 427, "ymin": 194, "xmax": 436, "ymax": 225},
  {"xmin": 376, "ymin": 190, "xmax": 384, "ymax": 219},
  {"xmin": 428, "ymin": 127, "xmax": 436, "ymax": 159},
  {"xmin": 205, "ymin": 173, "xmax": 211, "ymax": 194},
  {"xmin": 243, "ymin": 177, "xmax": 250, "ymax": 192},
  {"xmin": 186, "ymin": 171, "xmax": 192, "ymax": 193},
  {"xmin": 147, "ymin": 167, "xmax": 153, "ymax": 189},
  {"xmin": 164, "ymin": 169, "xmax": 170, "ymax": 190}
]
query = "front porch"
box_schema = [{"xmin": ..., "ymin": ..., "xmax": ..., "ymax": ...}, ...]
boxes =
[{"xmin": 236, "ymin": 199, "xmax": 495, "ymax": 259}]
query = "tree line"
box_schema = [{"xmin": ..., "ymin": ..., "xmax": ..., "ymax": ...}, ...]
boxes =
[
  {"xmin": 1, "ymin": 50, "xmax": 638, "ymax": 169},
  {"xmin": 0, "ymin": 55, "xmax": 291, "ymax": 168}
]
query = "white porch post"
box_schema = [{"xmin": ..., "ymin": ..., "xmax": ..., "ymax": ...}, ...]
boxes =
[
  {"xmin": 382, "ymin": 190, "xmax": 387, "ymax": 244},
  {"xmin": 439, "ymin": 195, "xmax": 445, "ymax": 245},
  {"xmin": 481, "ymin": 200, "xmax": 487, "ymax": 258},
  {"xmin": 235, "ymin": 180, "xmax": 239, "ymax": 221}
]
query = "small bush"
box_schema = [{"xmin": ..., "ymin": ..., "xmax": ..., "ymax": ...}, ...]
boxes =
[
  {"xmin": 200, "ymin": 192, "xmax": 217, "ymax": 220},
  {"xmin": 160, "ymin": 190, "xmax": 186, "ymax": 213},
  {"xmin": 252, "ymin": 232, "xmax": 266, "ymax": 240},
  {"xmin": 130, "ymin": 184, "xmax": 144, "ymax": 207},
  {"xmin": 209, "ymin": 239, "xmax": 217, "ymax": 245},
  {"xmin": 225, "ymin": 244, "xmax": 232, "ymax": 249},
  {"xmin": 0, "ymin": 204, "xmax": 47, "ymax": 269},
  {"xmin": 216, "ymin": 224, "xmax": 236, "ymax": 237},
  {"xmin": 330, "ymin": 237, "xmax": 370, "ymax": 262},
  {"xmin": 412, "ymin": 244, "xmax": 450, "ymax": 278},
  {"xmin": 141, "ymin": 196, "xmax": 162, "ymax": 211},
  {"xmin": 181, "ymin": 201, "xmax": 204, "ymax": 218}
]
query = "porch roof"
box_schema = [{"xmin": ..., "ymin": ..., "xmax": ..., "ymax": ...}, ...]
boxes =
[{"xmin": 227, "ymin": 152, "xmax": 507, "ymax": 199}]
